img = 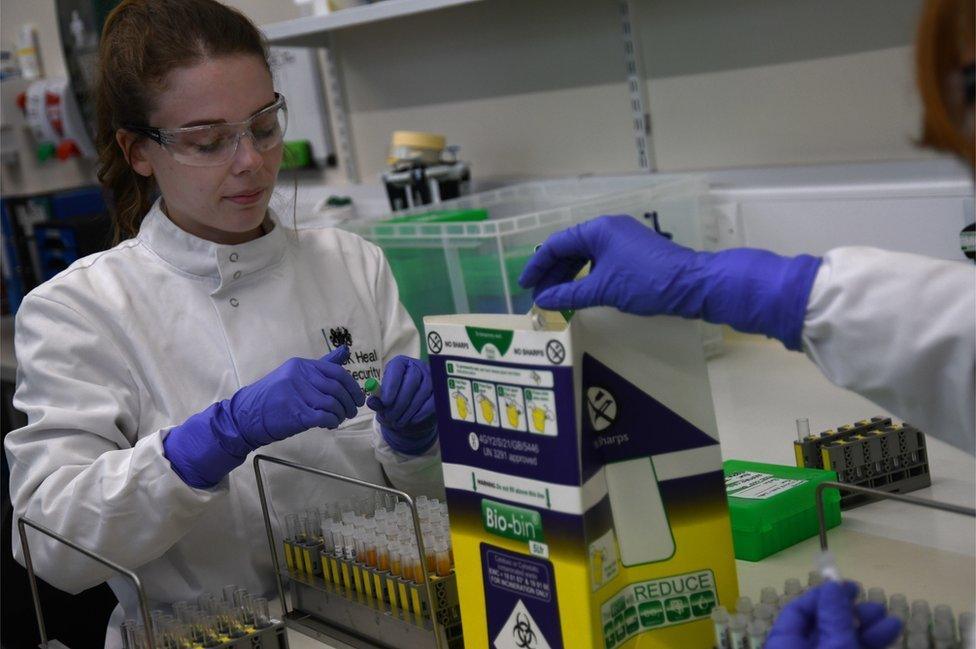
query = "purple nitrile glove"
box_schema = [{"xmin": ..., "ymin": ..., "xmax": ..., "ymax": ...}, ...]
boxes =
[
  {"xmin": 366, "ymin": 355, "xmax": 437, "ymax": 456},
  {"xmin": 164, "ymin": 346, "xmax": 364, "ymax": 488},
  {"xmin": 766, "ymin": 581, "xmax": 903, "ymax": 649},
  {"xmin": 518, "ymin": 215, "xmax": 822, "ymax": 351}
]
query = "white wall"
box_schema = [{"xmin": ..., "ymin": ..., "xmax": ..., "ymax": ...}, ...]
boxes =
[
  {"xmin": 0, "ymin": 0, "xmax": 936, "ymax": 186},
  {"xmin": 298, "ymin": 0, "xmax": 930, "ymax": 180}
]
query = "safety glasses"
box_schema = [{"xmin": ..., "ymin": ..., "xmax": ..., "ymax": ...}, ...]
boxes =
[{"xmin": 124, "ymin": 93, "xmax": 288, "ymax": 167}]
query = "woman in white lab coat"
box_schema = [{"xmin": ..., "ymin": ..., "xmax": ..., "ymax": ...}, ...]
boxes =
[{"xmin": 4, "ymin": 0, "xmax": 443, "ymax": 643}]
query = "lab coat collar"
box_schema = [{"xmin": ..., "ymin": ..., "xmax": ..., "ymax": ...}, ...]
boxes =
[{"xmin": 137, "ymin": 198, "xmax": 286, "ymax": 284}]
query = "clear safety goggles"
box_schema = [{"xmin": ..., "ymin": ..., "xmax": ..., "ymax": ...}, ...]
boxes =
[{"xmin": 124, "ymin": 93, "xmax": 288, "ymax": 167}]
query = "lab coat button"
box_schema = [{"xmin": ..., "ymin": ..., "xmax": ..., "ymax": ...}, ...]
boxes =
[
  {"xmin": 230, "ymin": 298, "xmax": 239, "ymax": 307},
  {"xmin": 229, "ymin": 252, "xmax": 239, "ymax": 262},
  {"xmin": 233, "ymin": 270, "xmax": 242, "ymax": 280}
]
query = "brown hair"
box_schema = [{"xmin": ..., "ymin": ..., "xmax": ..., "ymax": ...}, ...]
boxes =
[
  {"xmin": 916, "ymin": 0, "xmax": 975, "ymax": 169},
  {"xmin": 95, "ymin": 0, "xmax": 270, "ymax": 243}
]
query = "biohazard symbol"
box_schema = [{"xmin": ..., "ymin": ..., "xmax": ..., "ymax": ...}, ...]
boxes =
[{"xmin": 513, "ymin": 612, "xmax": 537, "ymax": 649}]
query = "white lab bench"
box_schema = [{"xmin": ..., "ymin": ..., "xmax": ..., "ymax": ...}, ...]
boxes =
[{"xmin": 712, "ymin": 332, "xmax": 975, "ymax": 612}]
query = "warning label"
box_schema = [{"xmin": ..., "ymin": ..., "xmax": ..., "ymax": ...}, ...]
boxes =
[
  {"xmin": 482, "ymin": 544, "xmax": 564, "ymax": 649},
  {"xmin": 725, "ymin": 471, "xmax": 805, "ymax": 499}
]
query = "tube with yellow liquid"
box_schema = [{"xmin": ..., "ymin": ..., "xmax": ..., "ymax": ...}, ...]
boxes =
[
  {"xmin": 452, "ymin": 391, "xmax": 470, "ymax": 420},
  {"xmin": 505, "ymin": 400, "xmax": 522, "ymax": 428},
  {"xmin": 477, "ymin": 394, "xmax": 496, "ymax": 424},
  {"xmin": 530, "ymin": 405, "xmax": 552, "ymax": 433}
]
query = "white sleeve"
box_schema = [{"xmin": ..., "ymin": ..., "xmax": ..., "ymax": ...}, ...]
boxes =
[
  {"xmin": 4, "ymin": 294, "xmax": 225, "ymax": 593},
  {"xmin": 366, "ymin": 246, "xmax": 445, "ymax": 500},
  {"xmin": 802, "ymin": 247, "xmax": 975, "ymax": 454}
]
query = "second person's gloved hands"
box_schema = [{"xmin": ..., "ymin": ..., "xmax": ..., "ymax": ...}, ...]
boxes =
[
  {"xmin": 518, "ymin": 215, "xmax": 822, "ymax": 351},
  {"xmin": 366, "ymin": 356, "xmax": 437, "ymax": 456},
  {"xmin": 164, "ymin": 346, "xmax": 364, "ymax": 489},
  {"xmin": 766, "ymin": 581, "xmax": 902, "ymax": 649}
]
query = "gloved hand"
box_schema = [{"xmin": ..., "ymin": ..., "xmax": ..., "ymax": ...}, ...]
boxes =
[
  {"xmin": 164, "ymin": 346, "xmax": 364, "ymax": 488},
  {"xmin": 766, "ymin": 581, "xmax": 902, "ymax": 649},
  {"xmin": 366, "ymin": 356, "xmax": 437, "ymax": 456},
  {"xmin": 518, "ymin": 215, "xmax": 822, "ymax": 351}
]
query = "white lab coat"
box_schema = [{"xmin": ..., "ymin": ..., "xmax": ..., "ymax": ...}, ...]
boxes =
[
  {"xmin": 803, "ymin": 247, "xmax": 975, "ymax": 454},
  {"xmin": 5, "ymin": 200, "xmax": 444, "ymax": 643}
]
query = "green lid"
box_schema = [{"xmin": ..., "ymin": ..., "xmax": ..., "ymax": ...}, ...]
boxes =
[
  {"xmin": 364, "ymin": 378, "xmax": 380, "ymax": 394},
  {"xmin": 386, "ymin": 208, "xmax": 489, "ymax": 224},
  {"xmin": 281, "ymin": 140, "xmax": 312, "ymax": 169}
]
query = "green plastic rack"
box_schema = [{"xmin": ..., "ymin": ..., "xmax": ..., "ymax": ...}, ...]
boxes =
[{"xmin": 724, "ymin": 460, "xmax": 842, "ymax": 562}]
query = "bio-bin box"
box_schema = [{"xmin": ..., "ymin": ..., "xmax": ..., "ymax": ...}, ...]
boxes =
[
  {"xmin": 424, "ymin": 303, "xmax": 739, "ymax": 648},
  {"xmin": 724, "ymin": 460, "xmax": 842, "ymax": 561},
  {"xmin": 342, "ymin": 175, "xmax": 709, "ymax": 344}
]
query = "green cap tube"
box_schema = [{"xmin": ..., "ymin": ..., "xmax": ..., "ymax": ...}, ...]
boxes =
[{"xmin": 364, "ymin": 378, "xmax": 381, "ymax": 395}]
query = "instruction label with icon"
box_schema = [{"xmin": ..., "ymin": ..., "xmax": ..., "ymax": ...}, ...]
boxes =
[
  {"xmin": 473, "ymin": 381, "xmax": 500, "ymax": 427},
  {"xmin": 496, "ymin": 385, "xmax": 526, "ymax": 432},
  {"xmin": 588, "ymin": 529, "xmax": 620, "ymax": 591},
  {"xmin": 601, "ymin": 569, "xmax": 718, "ymax": 646},
  {"xmin": 447, "ymin": 377, "xmax": 475, "ymax": 423},
  {"xmin": 524, "ymin": 388, "xmax": 557, "ymax": 436}
]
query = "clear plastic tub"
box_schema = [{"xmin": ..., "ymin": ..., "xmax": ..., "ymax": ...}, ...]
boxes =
[{"xmin": 342, "ymin": 175, "xmax": 709, "ymax": 338}]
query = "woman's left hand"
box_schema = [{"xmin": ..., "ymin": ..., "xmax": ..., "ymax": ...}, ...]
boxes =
[{"xmin": 367, "ymin": 356, "xmax": 437, "ymax": 455}]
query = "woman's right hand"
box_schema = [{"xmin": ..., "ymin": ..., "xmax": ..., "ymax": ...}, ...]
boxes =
[{"xmin": 163, "ymin": 345, "xmax": 365, "ymax": 488}]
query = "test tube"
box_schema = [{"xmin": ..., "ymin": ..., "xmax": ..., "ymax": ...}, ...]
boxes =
[
  {"xmin": 366, "ymin": 531, "xmax": 377, "ymax": 568},
  {"xmin": 425, "ymin": 536, "xmax": 437, "ymax": 573},
  {"xmin": 755, "ymin": 603, "xmax": 776, "ymax": 626},
  {"xmin": 253, "ymin": 597, "xmax": 271, "ymax": 629},
  {"xmin": 306, "ymin": 509, "xmax": 323, "ymax": 541},
  {"xmin": 404, "ymin": 551, "xmax": 420, "ymax": 584},
  {"xmin": 889, "ymin": 594, "xmax": 909, "ymax": 613},
  {"xmin": 711, "ymin": 606, "xmax": 731, "ymax": 649},
  {"xmin": 434, "ymin": 535, "xmax": 452, "ymax": 577},
  {"xmin": 905, "ymin": 633, "xmax": 929, "ymax": 649},
  {"xmin": 121, "ymin": 619, "xmax": 140, "ymax": 649},
  {"xmin": 747, "ymin": 620, "xmax": 768, "ymax": 647},
  {"xmin": 377, "ymin": 537, "xmax": 391, "ymax": 571},
  {"xmin": 390, "ymin": 542, "xmax": 403, "ymax": 578},
  {"xmin": 911, "ymin": 599, "xmax": 932, "ymax": 622},
  {"xmin": 933, "ymin": 604, "xmax": 954, "ymax": 627},
  {"xmin": 796, "ymin": 418, "xmax": 810, "ymax": 440},
  {"xmin": 760, "ymin": 587, "xmax": 779, "ymax": 607},
  {"xmin": 784, "ymin": 578, "xmax": 803, "ymax": 597},
  {"xmin": 807, "ymin": 570, "xmax": 824, "ymax": 588},
  {"xmin": 905, "ymin": 614, "xmax": 929, "ymax": 639},
  {"xmin": 735, "ymin": 596, "xmax": 753, "ymax": 618},
  {"xmin": 729, "ymin": 613, "xmax": 749, "ymax": 649},
  {"xmin": 342, "ymin": 526, "xmax": 356, "ymax": 560},
  {"xmin": 933, "ymin": 620, "xmax": 955, "ymax": 648},
  {"xmin": 960, "ymin": 612, "xmax": 974, "ymax": 645},
  {"xmin": 867, "ymin": 587, "xmax": 887, "ymax": 607}
]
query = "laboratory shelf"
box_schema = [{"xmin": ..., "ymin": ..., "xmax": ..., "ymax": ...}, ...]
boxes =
[{"xmin": 261, "ymin": 0, "xmax": 482, "ymax": 46}]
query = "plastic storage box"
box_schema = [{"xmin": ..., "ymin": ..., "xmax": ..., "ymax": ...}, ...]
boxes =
[
  {"xmin": 724, "ymin": 460, "xmax": 842, "ymax": 561},
  {"xmin": 341, "ymin": 175, "xmax": 709, "ymax": 340}
]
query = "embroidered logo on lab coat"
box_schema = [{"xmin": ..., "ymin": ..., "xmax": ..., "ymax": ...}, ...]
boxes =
[{"xmin": 328, "ymin": 326, "xmax": 353, "ymax": 349}]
